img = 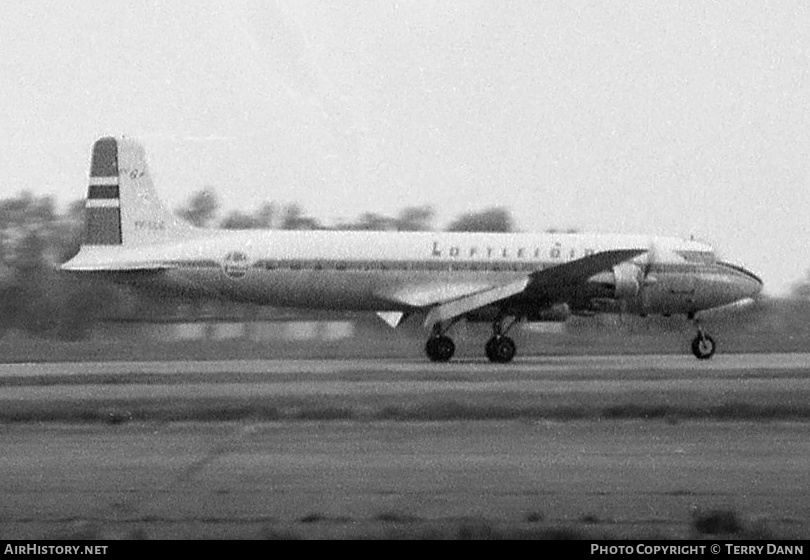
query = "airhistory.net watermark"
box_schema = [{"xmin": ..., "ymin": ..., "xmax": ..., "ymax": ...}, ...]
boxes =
[{"xmin": 4, "ymin": 545, "xmax": 107, "ymax": 555}]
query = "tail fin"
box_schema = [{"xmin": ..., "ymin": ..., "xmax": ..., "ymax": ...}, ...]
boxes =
[{"xmin": 83, "ymin": 137, "xmax": 198, "ymax": 247}]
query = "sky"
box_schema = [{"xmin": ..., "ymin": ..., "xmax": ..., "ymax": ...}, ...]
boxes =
[{"xmin": 1, "ymin": 1, "xmax": 808, "ymax": 296}]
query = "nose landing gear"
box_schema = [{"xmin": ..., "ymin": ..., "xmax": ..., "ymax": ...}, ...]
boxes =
[
  {"xmin": 691, "ymin": 329, "xmax": 716, "ymax": 360},
  {"xmin": 689, "ymin": 313, "xmax": 716, "ymax": 360}
]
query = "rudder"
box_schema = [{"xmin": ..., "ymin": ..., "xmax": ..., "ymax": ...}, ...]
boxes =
[{"xmin": 82, "ymin": 137, "xmax": 199, "ymax": 247}]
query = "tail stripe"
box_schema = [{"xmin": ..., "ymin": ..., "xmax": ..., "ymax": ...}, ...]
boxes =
[
  {"xmin": 89, "ymin": 176, "xmax": 119, "ymax": 186},
  {"xmin": 88, "ymin": 185, "xmax": 120, "ymax": 199},
  {"xmin": 86, "ymin": 199, "xmax": 120, "ymax": 208}
]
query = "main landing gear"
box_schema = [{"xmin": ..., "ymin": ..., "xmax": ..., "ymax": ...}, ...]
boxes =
[
  {"xmin": 424, "ymin": 315, "xmax": 521, "ymax": 364},
  {"xmin": 689, "ymin": 313, "xmax": 716, "ymax": 360},
  {"xmin": 485, "ymin": 315, "xmax": 519, "ymax": 363},
  {"xmin": 425, "ymin": 333, "xmax": 456, "ymax": 362},
  {"xmin": 425, "ymin": 319, "xmax": 460, "ymax": 362}
]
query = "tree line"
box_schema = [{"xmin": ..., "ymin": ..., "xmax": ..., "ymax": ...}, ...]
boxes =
[
  {"xmin": 0, "ymin": 188, "xmax": 519, "ymax": 340},
  {"xmin": 177, "ymin": 187, "xmax": 515, "ymax": 232}
]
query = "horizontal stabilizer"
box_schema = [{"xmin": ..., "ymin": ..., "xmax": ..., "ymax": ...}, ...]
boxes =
[{"xmin": 60, "ymin": 261, "xmax": 172, "ymax": 272}]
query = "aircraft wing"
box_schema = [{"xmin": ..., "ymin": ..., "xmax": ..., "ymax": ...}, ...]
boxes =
[
  {"xmin": 383, "ymin": 282, "xmax": 497, "ymax": 308},
  {"xmin": 422, "ymin": 278, "xmax": 530, "ymax": 326},
  {"xmin": 378, "ymin": 281, "xmax": 514, "ymax": 328},
  {"xmin": 413, "ymin": 248, "xmax": 646, "ymax": 327},
  {"xmin": 526, "ymin": 248, "xmax": 647, "ymax": 295}
]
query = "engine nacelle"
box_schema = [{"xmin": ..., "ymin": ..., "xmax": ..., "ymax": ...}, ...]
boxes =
[
  {"xmin": 583, "ymin": 262, "xmax": 642, "ymax": 301},
  {"xmin": 612, "ymin": 262, "xmax": 641, "ymax": 300},
  {"xmin": 571, "ymin": 262, "xmax": 644, "ymax": 315},
  {"xmin": 523, "ymin": 303, "xmax": 571, "ymax": 322}
]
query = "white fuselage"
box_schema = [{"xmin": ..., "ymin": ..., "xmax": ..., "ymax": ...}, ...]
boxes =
[{"xmin": 66, "ymin": 229, "xmax": 759, "ymax": 318}]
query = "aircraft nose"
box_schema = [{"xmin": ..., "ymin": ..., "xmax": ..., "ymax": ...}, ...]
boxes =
[
  {"xmin": 718, "ymin": 261, "xmax": 763, "ymax": 301},
  {"xmin": 742, "ymin": 271, "xmax": 763, "ymax": 299}
]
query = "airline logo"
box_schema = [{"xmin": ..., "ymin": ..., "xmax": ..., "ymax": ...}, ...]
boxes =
[{"xmin": 222, "ymin": 251, "xmax": 250, "ymax": 279}]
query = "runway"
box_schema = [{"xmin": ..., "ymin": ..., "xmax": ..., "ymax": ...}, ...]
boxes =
[
  {"xmin": 0, "ymin": 354, "xmax": 809, "ymax": 539},
  {"xmin": 0, "ymin": 354, "xmax": 808, "ymax": 412},
  {"xmin": 3, "ymin": 352, "xmax": 810, "ymax": 377}
]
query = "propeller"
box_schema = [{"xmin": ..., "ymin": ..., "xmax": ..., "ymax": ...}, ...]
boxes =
[
  {"xmin": 640, "ymin": 241, "xmax": 660, "ymax": 287},
  {"xmin": 617, "ymin": 241, "xmax": 659, "ymax": 325}
]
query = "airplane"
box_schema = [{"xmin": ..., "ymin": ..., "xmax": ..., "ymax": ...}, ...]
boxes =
[{"xmin": 61, "ymin": 137, "xmax": 763, "ymax": 362}]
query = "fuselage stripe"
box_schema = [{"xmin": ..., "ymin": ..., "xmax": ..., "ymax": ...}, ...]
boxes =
[{"xmin": 167, "ymin": 258, "xmax": 731, "ymax": 275}]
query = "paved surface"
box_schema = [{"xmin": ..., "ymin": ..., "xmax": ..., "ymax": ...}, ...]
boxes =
[
  {"xmin": 0, "ymin": 354, "xmax": 809, "ymax": 539},
  {"xmin": 2, "ymin": 353, "xmax": 810, "ymax": 377},
  {"xmin": 0, "ymin": 354, "xmax": 808, "ymax": 403},
  {"xmin": 0, "ymin": 421, "xmax": 809, "ymax": 539}
]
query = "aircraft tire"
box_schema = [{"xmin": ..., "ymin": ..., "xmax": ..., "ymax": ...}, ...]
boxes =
[
  {"xmin": 691, "ymin": 334, "xmax": 716, "ymax": 360},
  {"xmin": 426, "ymin": 335, "xmax": 455, "ymax": 362},
  {"xmin": 486, "ymin": 336, "xmax": 516, "ymax": 363},
  {"xmin": 485, "ymin": 338, "xmax": 496, "ymax": 361}
]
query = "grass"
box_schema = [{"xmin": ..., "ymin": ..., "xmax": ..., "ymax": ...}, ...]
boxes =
[
  {"xmin": 691, "ymin": 509, "xmax": 743, "ymax": 535},
  {"xmin": 266, "ymin": 517, "xmax": 595, "ymax": 540},
  {"xmin": 4, "ymin": 360, "xmax": 810, "ymax": 425},
  {"xmin": 42, "ymin": 516, "xmax": 702, "ymax": 540},
  {"xmin": 689, "ymin": 508, "xmax": 790, "ymax": 540},
  {"xmin": 42, "ymin": 510, "xmax": 795, "ymax": 540},
  {"xmin": 298, "ymin": 513, "xmax": 330, "ymax": 524},
  {"xmin": 524, "ymin": 512, "xmax": 544, "ymax": 523},
  {"xmin": 3, "ymin": 395, "xmax": 810, "ymax": 424},
  {"xmin": 374, "ymin": 512, "xmax": 421, "ymax": 524}
]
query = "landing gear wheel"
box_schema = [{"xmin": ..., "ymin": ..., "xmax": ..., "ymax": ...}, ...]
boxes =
[
  {"xmin": 485, "ymin": 338, "xmax": 496, "ymax": 361},
  {"xmin": 426, "ymin": 335, "xmax": 455, "ymax": 362},
  {"xmin": 485, "ymin": 336, "xmax": 516, "ymax": 363},
  {"xmin": 691, "ymin": 334, "xmax": 716, "ymax": 360}
]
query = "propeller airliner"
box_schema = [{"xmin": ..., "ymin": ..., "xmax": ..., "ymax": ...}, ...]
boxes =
[{"xmin": 61, "ymin": 138, "xmax": 763, "ymax": 362}]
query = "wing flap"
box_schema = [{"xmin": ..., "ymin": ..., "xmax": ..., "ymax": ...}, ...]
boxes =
[
  {"xmin": 382, "ymin": 282, "xmax": 496, "ymax": 308},
  {"xmin": 423, "ymin": 278, "xmax": 530, "ymax": 326}
]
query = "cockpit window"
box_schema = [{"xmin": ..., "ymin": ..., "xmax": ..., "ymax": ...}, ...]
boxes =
[{"xmin": 676, "ymin": 250, "xmax": 716, "ymax": 264}]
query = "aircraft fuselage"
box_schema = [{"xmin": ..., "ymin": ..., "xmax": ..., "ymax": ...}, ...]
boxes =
[{"xmin": 78, "ymin": 229, "xmax": 761, "ymax": 318}]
